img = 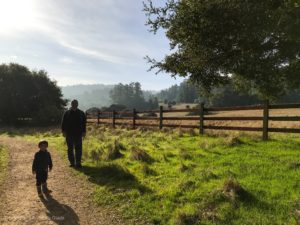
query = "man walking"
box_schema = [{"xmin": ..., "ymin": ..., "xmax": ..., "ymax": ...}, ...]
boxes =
[{"xmin": 61, "ymin": 99, "xmax": 86, "ymax": 168}]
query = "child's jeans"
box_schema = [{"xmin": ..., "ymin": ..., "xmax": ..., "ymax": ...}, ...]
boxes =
[{"xmin": 36, "ymin": 170, "xmax": 48, "ymax": 186}]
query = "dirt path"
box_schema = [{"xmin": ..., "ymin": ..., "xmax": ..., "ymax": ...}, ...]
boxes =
[{"xmin": 0, "ymin": 136, "xmax": 125, "ymax": 225}]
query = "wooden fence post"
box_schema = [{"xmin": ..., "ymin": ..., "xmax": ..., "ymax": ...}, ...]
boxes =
[
  {"xmin": 112, "ymin": 110, "xmax": 116, "ymax": 129},
  {"xmin": 262, "ymin": 100, "xmax": 269, "ymax": 140},
  {"xmin": 132, "ymin": 108, "xmax": 136, "ymax": 129},
  {"xmin": 199, "ymin": 102, "xmax": 205, "ymax": 135},
  {"xmin": 159, "ymin": 106, "xmax": 163, "ymax": 129},
  {"xmin": 97, "ymin": 110, "xmax": 100, "ymax": 125}
]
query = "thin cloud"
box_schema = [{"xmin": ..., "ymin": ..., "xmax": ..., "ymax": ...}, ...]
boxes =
[
  {"xmin": 58, "ymin": 41, "xmax": 125, "ymax": 64},
  {"xmin": 0, "ymin": 0, "xmax": 183, "ymax": 90},
  {"xmin": 9, "ymin": 55, "xmax": 18, "ymax": 60},
  {"xmin": 59, "ymin": 57, "xmax": 73, "ymax": 64}
]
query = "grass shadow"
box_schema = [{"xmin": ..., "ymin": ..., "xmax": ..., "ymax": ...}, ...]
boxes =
[{"xmin": 76, "ymin": 164, "xmax": 150, "ymax": 193}]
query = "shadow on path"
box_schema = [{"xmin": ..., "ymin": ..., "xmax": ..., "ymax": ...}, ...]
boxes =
[{"xmin": 39, "ymin": 193, "xmax": 79, "ymax": 225}]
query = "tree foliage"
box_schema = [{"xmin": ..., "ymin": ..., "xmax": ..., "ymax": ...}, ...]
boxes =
[
  {"xmin": 0, "ymin": 63, "xmax": 67, "ymax": 125},
  {"xmin": 156, "ymin": 80, "xmax": 200, "ymax": 103},
  {"xmin": 144, "ymin": 0, "xmax": 300, "ymax": 100},
  {"xmin": 157, "ymin": 80, "xmax": 300, "ymax": 106},
  {"xmin": 109, "ymin": 82, "xmax": 159, "ymax": 110}
]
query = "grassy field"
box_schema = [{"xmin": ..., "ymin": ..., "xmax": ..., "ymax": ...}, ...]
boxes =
[
  {"xmin": 0, "ymin": 144, "xmax": 8, "ymax": 189},
  {"xmin": 3, "ymin": 126, "xmax": 300, "ymax": 224}
]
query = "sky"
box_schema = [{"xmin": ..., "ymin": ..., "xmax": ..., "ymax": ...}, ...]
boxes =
[{"xmin": 0, "ymin": 0, "xmax": 183, "ymax": 90}]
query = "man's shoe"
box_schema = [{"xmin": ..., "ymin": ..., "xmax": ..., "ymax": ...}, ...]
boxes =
[
  {"xmin": 42, "ymin": 183, "xmax": 52, "ymax": 194},
  {"xmin": 75, "ymin": 164, "xmax": 82, "ymax": 168},
  {"xmin": 69, "ymin": 164, "xmax": 75, "ymax": 167},
  {"xmin": 36, "ymin": 185, "xmax": 42, "ymax": 196}
]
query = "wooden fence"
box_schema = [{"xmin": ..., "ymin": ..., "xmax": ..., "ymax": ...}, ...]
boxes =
[{"xmin": 86, "ymin": 101, "xmax": 300, "ymax": 140}]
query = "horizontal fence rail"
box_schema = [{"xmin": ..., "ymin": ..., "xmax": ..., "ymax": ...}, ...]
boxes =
[{"xmin": 86, "ymin": 102, "xmax": 300, "ymax": 140}]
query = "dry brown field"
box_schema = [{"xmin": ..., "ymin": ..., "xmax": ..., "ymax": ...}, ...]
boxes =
[{"xmin": 87, "ymin": 107, "xmax": 300, "ymax": 131}]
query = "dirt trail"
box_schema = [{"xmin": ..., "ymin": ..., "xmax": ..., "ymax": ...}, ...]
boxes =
[{"xmin": 0, "ymin": 136, "xmax": 125, "ymax": 225}]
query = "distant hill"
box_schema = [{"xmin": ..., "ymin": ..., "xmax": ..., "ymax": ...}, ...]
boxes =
[
  {"xmin": 61, "ymin": 82, "xmax": 300, "ymax": 111},
  {"xmin": 61, "ymin": 84, "xmax": 158, "ymax": 110},
  {"xmin": 61, "ymin": 84, "xmax": 114, "ymax": 110}
]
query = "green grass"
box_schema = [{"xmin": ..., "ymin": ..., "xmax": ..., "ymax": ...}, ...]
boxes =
[
  {"xmin": 4, "ymin": 126, "xmax": 300, "ymax": 224},
  {"xmin": 0, "ymin": 144, "xmax": 8, "ymax": 189}
]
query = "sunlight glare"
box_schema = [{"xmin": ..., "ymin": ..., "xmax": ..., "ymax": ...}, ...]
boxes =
[{"xmin": 0, "ymin": 0, "xmax": 37, "ymax": 34}]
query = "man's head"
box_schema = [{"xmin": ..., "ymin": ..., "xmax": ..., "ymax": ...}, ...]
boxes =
[
  {"xmin": 71, "ymin": 99, "xmax": 78, "ymax": 111},
  {"xmin": 38, "ymin": 140, "xmax": 48, "ymax": 151}
]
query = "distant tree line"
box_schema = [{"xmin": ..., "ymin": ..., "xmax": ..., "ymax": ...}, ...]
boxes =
[
  {"xmin": 108, "ymin": 82, "xmax": 159, "ymax": 111},
  {"xmin": 156, "ymin": 80, "xmax": 199, "ymax": 104},
  {"xmin": 62, "ymin": 84, "xmax": 113, "ymax": 110},
  {"xmin": 103, "ymin": 79, "xmax": 300, "ymax": 112},
  {"xmin": 156, "ymin": 80, "xmax": 300, "ymax": 107},
  {"xmin": 208, "ymin": 85, "xmax": 300, "ymax": 107},
  {"xmin": 0, "ymin": 63, "xmax": 67, "ymax": 125}
]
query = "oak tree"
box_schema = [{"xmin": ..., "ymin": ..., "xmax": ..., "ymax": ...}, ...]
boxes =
[{"xmin": 144, "ymin": 0, "xmax": 300, "ymax": 100}]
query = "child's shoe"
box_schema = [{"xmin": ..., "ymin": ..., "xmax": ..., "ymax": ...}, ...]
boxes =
[{"xmin": 42, "ymin": 183, "xmax": 52, "ymax": 194}]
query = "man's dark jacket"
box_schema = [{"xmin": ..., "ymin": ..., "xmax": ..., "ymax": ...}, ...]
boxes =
[
  {"xmin": 32, "ymin": 150, "xmax": 53, "ymax": 172},
  {"xmin": 61, "ymin": 109, "xmax": 86, "ymax": 137}
]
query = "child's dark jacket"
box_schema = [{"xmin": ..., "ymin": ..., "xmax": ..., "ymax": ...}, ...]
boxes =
[{"xmin": 32, "ymin": 150, "xmax": 53, "ymax": 172}]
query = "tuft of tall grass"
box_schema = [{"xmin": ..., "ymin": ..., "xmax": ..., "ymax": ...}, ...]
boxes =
[
  {"xmin": 177, "ymin": 128, "xmax": 184, "ymax": 137},
  {"xmin": 178, "ymin": 180, "xmax": 196, "ymax": 191},
  {"xmin": 98, "ymin": 132, "xmax": 107, "ymax": 141},
  {"xmin": 222, "ymin": 136, "xmax": 243, "ymax": 147},
  {"xmin": 89, "ymin": 149, "xmax": 103, "ymax": 163},
  {"xmin": 141, "ymin": 163, "xmax": 156, "ymax": 176},
  {"xmin": 199, "ymin": 140, "xmax": 218, "ymax": 150},
  {"xmin": 179, "ymin": 163, "xmax": 189, "ymax": 172},
  {"xmin": 172, "ymin": 204, "xmax": 200, "ymax": 225},
  {"xmin": 179, "ymin": 148, "xmax": 192, "ymax": 160},
  {"xmin": 289, "ymin": 162, "xmax": 300, "ymax": 169},
  {"xmin": 219, "ymin": 177, "xmax": 253, "ymax": 208},
  {"xmin": 200, "ymin": 169, "xmax": 218, "ymax": 181},
  {"xmin": 114, "ymin": 139, "xmax": 126, "ymax": 151},
  {"xmin": 104, "ymin": 143, "xmax": 123, "ymax": 161},
  {"xmin": 174, "ymin": 212, "xmax": 199, "ymax": 225},
  {"xmin": 188, "ymin": 129, "xmax": 198, "ymax": 137},
  {"xmin": 130, "ymin": 148, "xmax": 152, "ymax": 163},
  {"xmin": 0, "ymin": 145, "xmax": 8, "ymax": 188}
]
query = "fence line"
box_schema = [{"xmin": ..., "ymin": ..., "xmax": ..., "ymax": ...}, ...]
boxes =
[{"xmin": 86, "ymin": 101, "xmax": 300, "ymax": 140}]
